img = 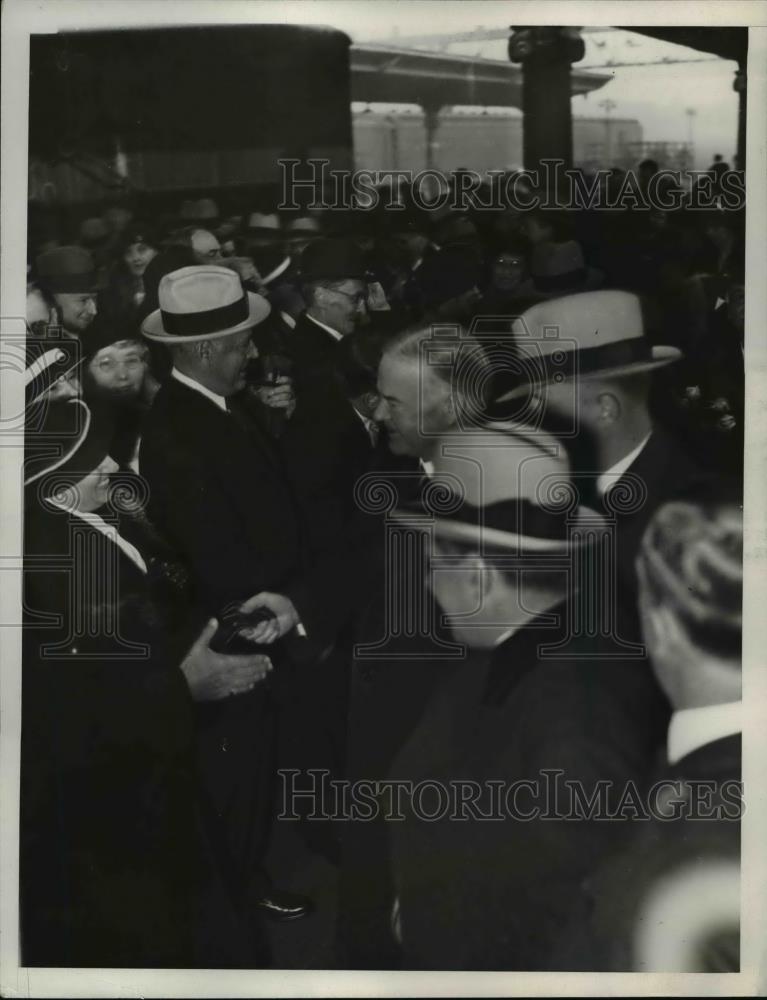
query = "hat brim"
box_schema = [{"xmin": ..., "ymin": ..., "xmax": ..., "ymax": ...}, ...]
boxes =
[
  {"xmin": 141, "ymin": 291, "xmax": 271, "ymax": 343},
  {"xmin": 391, "ymin": 503, "xmax": 604, "ymax": 553},
  {"xmin": 494, "ymin": 345, "xmax": 683, "ymax": 404}
]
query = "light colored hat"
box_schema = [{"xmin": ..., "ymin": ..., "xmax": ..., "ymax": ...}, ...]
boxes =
[
  {"xmin": 286, "ymin": 216, "xmax": 321, "ymax": 236},
  {"xmin": 392, "ymin": 423, "xmax": 600, "ymax": 553},
  {"xmin": 141, "ymin": 265, "xmax": 270, "ymax": 343},
  {"xmin": 246, "ymin": 212, "xmax": 281, "ymax": 234},
  {"xmin": 497, "ymin": 290, "xmax": 682, "ymax": 402}
]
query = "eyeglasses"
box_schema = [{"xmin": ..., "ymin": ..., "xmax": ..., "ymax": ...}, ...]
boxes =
[{"xmin": 332, "ymin": 288, "xmax": 368, "ymax": 307}]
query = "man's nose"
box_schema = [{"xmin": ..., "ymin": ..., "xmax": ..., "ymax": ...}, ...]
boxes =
[
  {"xmin": 85, "ymin": 298, "xmax": 97, "ymax": 317},
  {"xmin": 246, "ymin": 340, "xmax": 258, "ymax": 360},
  {"xmin": 115, "ymin": 363, "xmax": 130, "ymax": 382},
  {"xmin": 372, "ymin": 396, "xmax": 387, "ymax": 422}
]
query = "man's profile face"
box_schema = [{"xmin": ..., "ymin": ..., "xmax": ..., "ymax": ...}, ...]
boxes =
[
  {"xmin": 206, "ymin": 329, "xmax": 257, "ymax": 396},
  {"xmin": 374, "ymin": 353, "xmax": 454, "ymax": 458},
  {"xmin": 54, "ymin": 292, "xmax": 98, "ymax": 333},
  {"xmin": 316, "ymin": 279, "xmax": 367, "ymax": 337},
  {"xmin": 191, "ymin": 229, "xmax": 224, "ymax": 266}
]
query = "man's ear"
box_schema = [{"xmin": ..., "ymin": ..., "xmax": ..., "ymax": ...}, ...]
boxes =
[
  {"xmin": 197, "ymin": 340, "xmax": 213, "ymax": 363},
  {"xmin": 596, "ymin": 391, "xmax": 621, "ymax": 424}
]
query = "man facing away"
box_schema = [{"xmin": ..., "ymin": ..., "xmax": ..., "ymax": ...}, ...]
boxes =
[{"xmin": 139, "ymin": 265, "xmax": 313, "ymax": 925}]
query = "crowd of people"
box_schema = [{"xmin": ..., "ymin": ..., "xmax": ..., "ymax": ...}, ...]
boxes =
[{"xmin": 20, "ymin": 158, "xmax": 744, "ymax": 970}]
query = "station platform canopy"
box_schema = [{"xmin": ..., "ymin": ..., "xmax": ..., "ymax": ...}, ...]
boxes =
[{"xmin": 350, "ymin": 43, "xmax": 610, "ymax": 108}]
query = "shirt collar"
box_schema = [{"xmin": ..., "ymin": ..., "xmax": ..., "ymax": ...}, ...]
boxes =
[
  {"xmin": 667, "ymin": 701, "xmax": 742, "ymax": 765},
  {"xmin": 306, "ymin": 313, "xmax": 343, "ymax": 342},
  {"xmin": 46, "ymin": 500, "xmax": 148, "ymax": 574},
  {"xmin": 172, "ymin": 367, "xmax": 228, "ymax": 413},
  {"xmin": 596, "ymin": 432, "xmax": 652, "ymax": 497},
  {"xmin": 420, "ymin": 459, "xmax": 435, "ymax": 477}
]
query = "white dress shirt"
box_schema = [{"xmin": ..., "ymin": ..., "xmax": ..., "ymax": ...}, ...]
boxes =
[
  {"xmin": 596, "ymin": 432, "xmax": 652, "ymax": 497},
  {"xmin": 306, "ymin": 313, "xmax": 343, "ymax": 342},
  {"xmin": 47, "ymin": 500, "xmax": 148, "ymax": 574},
  {"xmin": 667, "ymin": 701, "xmax": 742, "ymax": 765},
  {"xmin": 171, "ymin": 366, "xmax": 228, "ymax": 412}
]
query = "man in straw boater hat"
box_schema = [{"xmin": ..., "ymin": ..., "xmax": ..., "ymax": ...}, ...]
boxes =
[
  {"xmin": 139, "ymin": 265, "xmax": 314, "ymax": 926},
  {"xmin": 493, "ymin": 289, "xmax": 715, "ymax": 601},
  {"xmin": 21, "ymin": 398, "xmax": 270, "ymax": 967},
  {"xmin": 384, "ymin": 437, "xmax": 669, "ymax": 970}
]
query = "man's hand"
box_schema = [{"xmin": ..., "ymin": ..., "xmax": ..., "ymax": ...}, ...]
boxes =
[
  {"xmin": 251, "ymin": 375, "xmax": 296, "ymax": 419},
  {"xmin": 179, "ymin": 618, "xmax": 273, "ymax": 701},
  {"xmin": 237, "ymin": 592, "xmax": 299, "ymax": 644}
]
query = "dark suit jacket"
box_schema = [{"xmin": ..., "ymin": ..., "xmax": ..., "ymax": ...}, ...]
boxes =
[
  {"xmin": 279, "ymin": 313, "xmax": 375, "ymax": 559},
  {"xmin": 389, "ymin": 601, "xmax": 669, "ymax": 971},
  {"xmin": 20, "ymin": 503, "xmax": 205, "ymax": 967},
  {"xmin": 561, "ymin": 732, "xmax": 741, "ymax": 971},
  {"xmin": 139, "ymin": 375, "xmax": 303, "ymax": 615},
  {"xmin": 606, "ymin": 428, "xmax": 715, "ymax": 596}
]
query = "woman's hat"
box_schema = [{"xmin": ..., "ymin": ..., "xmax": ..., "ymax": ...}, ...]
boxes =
[
  {"xmin": 24, "ymin": 398, "xmax": 112, "ymax": 487},
  {"xmin": 141, "ymin": 265, "xmax": 271, "ymax": 343},
  {"xmin": 24, "ymin": 334, "xmax": 83, "ymax": 407},
  {"xmin": 496, "ymin": 290, "xmax": 682, "ymax": 402}
]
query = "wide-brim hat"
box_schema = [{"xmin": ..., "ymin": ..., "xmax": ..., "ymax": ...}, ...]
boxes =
[
  {"xmin": 24, "ymin": 333, "xmax": 83, "ymax": 407},
  {"xmin": 24, "ymin": 398, "xmax": 112, "ymax": 488},
  {"xmin": 515, "ymin": 240, "xmax": 604, "ymax": 299},
  {"xmin": 495, "ymin": 290, "xmax": 682, "ymax": 403},
  {"xmin": 142, "ymin": 265, "xmax": 271, "ymax": 343},
  {"xmin": 245, "ymin": 212, "xmax": 282, "ymax": 237},
  {"xmin": 392, "ymin": 491, "xmax": 603, "ymax": 554}
]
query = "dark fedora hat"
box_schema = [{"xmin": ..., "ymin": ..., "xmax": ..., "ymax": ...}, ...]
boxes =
[
  {"xmin": 36, "ymin": 246, "xmax": 98, "ymax": 295},
  {"xmin": 299, "ymin": 237, "xmax": 367, "ymax": 283}
]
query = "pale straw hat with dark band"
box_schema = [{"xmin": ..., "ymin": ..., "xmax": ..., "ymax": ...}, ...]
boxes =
[{"xmin": 141, "ymin": 265, "xmax": 271, "ymax": 343}]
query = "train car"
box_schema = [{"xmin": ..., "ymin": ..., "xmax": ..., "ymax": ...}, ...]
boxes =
[
  {"xmin": 28, "ymin": 25, "xmax": 353, "ymax": 211},
  {"xmin": 352, "ymin": 106, "xmax": 643, "ymax": 174}
]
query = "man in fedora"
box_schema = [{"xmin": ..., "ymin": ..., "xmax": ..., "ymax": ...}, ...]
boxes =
[
  {"xmin": 496, "ymin": 290, "xmax": 714, "ymax": 600},
  {"xmin": 386, "ymin": 454, "xmax": 668, "ymax": 970},
  {"xmin": 280, "ymin": 237, "xmax": 374, "ymax": 558},
  {"xmin": 33, "ymin": 245, "xmax": 100, "ymax": 337},
  {"xmin": 139, "ymin": 265, "xmax": 312, "ymax": 925}
]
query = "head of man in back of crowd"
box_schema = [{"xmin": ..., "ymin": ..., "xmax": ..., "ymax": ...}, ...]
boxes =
[
  {"xmin": 243, "ymin": 212, "xmax": 283, "ymax": 253},
  {"xmin": 284, "ymin": 214, "xmax": 322, "ymax": 256},
  {"xmin": 637, "ymin": 500, "xmax": 742, "ymax": 715},
  {"xmin": 498, "ymin": 291, "xmax": 682, "ymax": 482},
  {"xmin": 392, "ymin": 429, "xmax": 584, "ymax": 649},
  {"xmin": 299, "ymin": 237, "xmax": 369, "ymax": 337},
  {"xmin": 141, "ymin": 265, "xmax": 270, "ymax": 399},
  {"xmin": 82, "ymin": 315, "xmax": 156, "ymax": 407},
  {"xmin": 515, "ymin": 239, "xmax": 604, "ymax": 300},
  {"xmin": 35, "ymin": 246, "xmax": 99, "ymax": 337},
  {"xmin": 374, "ymin": 324, "xmax": 491, "ymax": 463},
  {"xmin": 388, "ymin": 208, "xmax": 431, "ymax": 270}
]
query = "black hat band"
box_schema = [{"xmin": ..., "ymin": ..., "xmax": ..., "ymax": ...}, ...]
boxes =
[{"xmin": 160, "ymin": 293, "xmax": 249, "ymax": 336}]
